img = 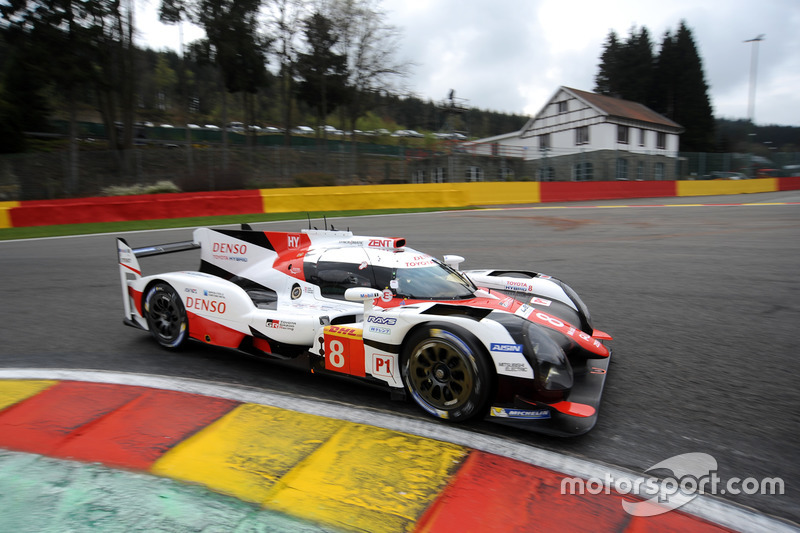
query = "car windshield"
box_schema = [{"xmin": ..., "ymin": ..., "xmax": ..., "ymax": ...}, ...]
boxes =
[{"xmin": 374, "ymin": 260, "xmax": 476, "ymax": 300}]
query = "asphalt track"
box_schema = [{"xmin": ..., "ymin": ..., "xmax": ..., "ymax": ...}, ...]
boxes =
[{"xmin": 1, "ymin": 191, "xmax": 799, "ymax": 529}]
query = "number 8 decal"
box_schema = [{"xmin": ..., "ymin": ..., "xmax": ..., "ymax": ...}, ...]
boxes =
[{"xmin": 328, "ymin": 339, "xmax": 345, "ymax": 368}]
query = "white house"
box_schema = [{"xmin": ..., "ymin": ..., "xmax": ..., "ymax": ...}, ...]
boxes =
[{"xmin": 466, "ymin": 86, "xmax": 684, "ymax": 181}]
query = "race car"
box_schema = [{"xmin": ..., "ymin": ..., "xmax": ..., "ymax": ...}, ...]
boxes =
[{"xmin": 117, "ymin": 224, "xmax": 612, "ymax": 436}]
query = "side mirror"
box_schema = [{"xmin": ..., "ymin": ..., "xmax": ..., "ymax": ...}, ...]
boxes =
[
  {"xmin": 443, "ymin": 254, "xmax": 465, "ymax": 270},
  {"xmin": 344, "ymin": 287, "xmax": 382, "ymax": 312}
]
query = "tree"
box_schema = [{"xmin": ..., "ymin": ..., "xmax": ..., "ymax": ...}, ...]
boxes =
[
  {"xmin": 595, "ymin": 27, "xmax": 653, "ymax": 104},
  {"xmin": 265, "ymin": 0, "xmax": 306, "ymax": 145},
  {"xmin": 594, "ymin": 31, "xmax": 621, "ymax": 96},
  {"xmin": 653, "ymin": 22, "xmax": 714, "ymax": 151},
  {"xmin": 294, "ymin": 11, "xmax": 348, "ymax": 136},
  {"xmin": 595, "ymin": 21, "xmax": 714, "ymax": 152},
  {"xmin": 328, "ymin": 0, "xmax": 409, "ymax": 140}
]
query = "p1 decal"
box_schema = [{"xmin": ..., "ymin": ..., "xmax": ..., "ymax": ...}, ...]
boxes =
[
  {"xmin": 323, "ymin": 325, "xmax": 365, "ymax": 376},
  {"xmin": 371, "ymin": 353, "xmax": 396, "ymax": 379}
]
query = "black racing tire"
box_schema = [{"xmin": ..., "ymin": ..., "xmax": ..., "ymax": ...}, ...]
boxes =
[
  {"xmin": 401, "ymin": 324, "xmax": 492, "ymax": 422},
  {"xmin": 144, "ymin": 282, "xmax": 188, "ymax": 350}
]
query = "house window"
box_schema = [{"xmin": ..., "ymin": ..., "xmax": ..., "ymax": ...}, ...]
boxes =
[
  {"xmin": 539, "ymin": 133, "xmax": 550, "ymax": 151},
  {"xmin": 500, "ymin": 167, "xmax": 515, "ymax": 180},
  {"xmin": 465, "ymin": 166, "xmax": 484, "ymax": 182},
  {"xmin": 637, "ymin": 161, "xmax": 645, "ymax": 180},
  {"xmin": 433, "ymin": 167, "xmax": 446, "ymax": 183},
  {"xmin": 639, "ymin": 129, "xmax": 646, "ymax": 147},
  {"xmin": 616, "ymin": 158, "xmax": 628, "ymax": 180},
  {"xmin": 573, "ymin": 162, "xmax": 593, "ymax": 181},
  {"xmin": 657, "ymin": 132, "xmax": 666, "ymax": 150},
  {"xmin": 617, "ymin": 125, "xmax": 629, "ymax": 144},
  {"xmin": 412, "ymin": 170, "xmax": 425, "ymax": 184},
  {"xmin": 538, "ymin": 167, "xmax": 555, "ymax": 181},
  {"xmin": 655, "ymin": 162, "xmax": 665, "ymax": 180},
  {"xmin": 575, "ymin": 126, "xmax": 589, "ymax": 145},
  {"xmin": 557, "ymin": 101, "xmax": 568, "ymax": 113}
]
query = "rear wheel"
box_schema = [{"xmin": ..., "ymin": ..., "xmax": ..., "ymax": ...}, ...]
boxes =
[
  {"xmin": 401, "ymin": 325, "xmax": 491, "ymax": 421},
  {"xmin": 144, "ymin": 282, "xmax": 188, "ymax": 350}
]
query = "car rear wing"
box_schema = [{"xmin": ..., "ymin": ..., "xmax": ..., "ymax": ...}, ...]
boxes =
[{"xmin": 116, "ymin": 237, "xmax": 200, "ymax": 322}]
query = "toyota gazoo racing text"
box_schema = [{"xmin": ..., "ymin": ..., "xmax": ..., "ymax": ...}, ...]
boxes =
[{"xmin": 117, "ymin": 225, "xmax": 612, "ymax": 436}]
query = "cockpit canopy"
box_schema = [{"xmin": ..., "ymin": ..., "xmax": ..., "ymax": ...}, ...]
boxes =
[{"xmin": 304, "ymin": 247, "xmax": 476, "ymax": 301}]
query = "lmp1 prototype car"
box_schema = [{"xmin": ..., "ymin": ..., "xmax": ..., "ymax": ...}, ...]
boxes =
[{"xmin": 117, "ymin": 224, "xmax": 612, "ymax": 436}]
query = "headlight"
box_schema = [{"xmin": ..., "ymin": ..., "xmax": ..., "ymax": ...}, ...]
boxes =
[
  {"xmin": 540, "ymin": 360, "xmax": 574, "ymax": 390},
  {"xmin": 524, "ymin": 321, "xmax": 574, "ymax": 390}
]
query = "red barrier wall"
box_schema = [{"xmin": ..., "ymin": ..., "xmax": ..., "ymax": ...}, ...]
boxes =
[
  {"xmin": 539, "ymin": 180, "xmax": 677, "ymax": 203},
  {"xmin": 778, "ymin": 176, "xmax": 800, "ymax": 191},
  {"xmin": 10, "ymin": 190, "xmax": 263, "ymax": 227}
]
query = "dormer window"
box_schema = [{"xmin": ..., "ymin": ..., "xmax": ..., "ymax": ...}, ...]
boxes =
[{"xmin": 557, "ymin": 101, "xmax": 568, "ymax": 113}]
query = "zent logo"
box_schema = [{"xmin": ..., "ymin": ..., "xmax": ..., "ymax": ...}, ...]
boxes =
[{"xmin": 368, "ymin": 238, "xmax": 393, "ymax": 248}]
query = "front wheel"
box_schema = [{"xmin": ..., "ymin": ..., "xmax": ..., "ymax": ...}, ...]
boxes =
[
  {"xmin": 401, "ymin": 325, "xmax": 491, "ymax": 422},
  {"xmin": 144, "ymin": 282, "xmax": 188, "ymax": 350}
]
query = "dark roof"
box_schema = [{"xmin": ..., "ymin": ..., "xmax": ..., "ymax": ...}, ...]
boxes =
[{"xmin": 564, "ymin": 87, "xmax": 683, "ymax": 130}]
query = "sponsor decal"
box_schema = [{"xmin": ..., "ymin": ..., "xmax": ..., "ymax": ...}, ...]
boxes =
[
  {"xmin": 367, "ymin": 315, "xmax": 397, "ymax": 325},
  {"xmin": 358, "ymin": 261, "xmax": 368, "ymax": 270},
  {"xmin": 490, "ymin": 407, "xmax": 551, "ymax": 419},
  {"xmin": 324, "ymin": 326, "xmax": 365, "ymax": 376},
  {"xmin": 368, "ymin": 326, "xmax": 391, "ymax": 335},
  {"xmin": 185, "ymin": 296, "xmax": 226, "ymax": 314},
  {"xmin": 531, "ymin": 296, "xmax": 552, "ymax": 306},
  {"xmin": 499, "ymin": 297, "xmax": 514, "ymax": 308},
  {"xmin": 403, "ymin": 255, "xmax": 435, "ymax": 268},
  {"xmin": 184, "ymin": 287, "xmax": 198, "ymax": 294},
  {"xmin": 287, "ymin": 235, "xmax": 301, "ymax": 248},
  {"xmin": 490, "ymin": 343, "xmax": 523, "ymax": 353},
  {"xmin": 204, "ymin": 289, "xmax": 225, "ymax": 299},
  {"xmin": 381, "ymin": 289, "xmax": 393, "ymax": 302},
  {"xmin": 266, "ymin": 319, "xmax": 296, "ymax": 331},
  {"xmin": 372, "ymin": 353, "xmax": 396, "ymax": 378},
  {"xmin": 505, "ymin": 280, "xmax": 533, "ymax": 292},
  {"xmin": 325, "ymin": 325, "xmax": 362, "ymax": 339},
  {"xmin": 515, "ymin": 304, "xmax": 534, "ymax": 319},
  {"xmin": 212, "ymin": 242, "xmax": 247, "ymax": 254},
  {"xmin": 498, "ymin": 362, "xmax": 531, "ymax": 373},
  {"xmin": 368, "ymin": 238, "xmax": 395, "ymax": 248}
]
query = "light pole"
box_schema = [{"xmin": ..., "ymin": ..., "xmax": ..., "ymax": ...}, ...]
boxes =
[{"xmin": 744, "ymin": 34, "xmax": 765, "ymax": 124}]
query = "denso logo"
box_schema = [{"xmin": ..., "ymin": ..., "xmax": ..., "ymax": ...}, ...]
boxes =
[
  {"xmin": 367, "ymin": 316, "xmax": 397, "ymax": 325},
  {"xmin": 368, "ymin": 238, "xmax": 393, "ymax": 247},
  {"xmin": 490, "ymin": 343, "xmax": 524, "ymax": 353},
  {"xmin": 212, "ymin": 242, "xmax": 247, "ymax": 254},
  {"xmin": 185, "ymin": 296, "xmax": 226, "ymax": 314}
]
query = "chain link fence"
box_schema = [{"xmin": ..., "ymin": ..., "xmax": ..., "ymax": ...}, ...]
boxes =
[{"xmin": 1, "ymin": 142, "xmax": 798, "ymax": 201}]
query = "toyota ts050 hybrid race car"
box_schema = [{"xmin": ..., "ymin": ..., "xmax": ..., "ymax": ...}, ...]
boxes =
[{"xmin": 117, "ymin": 224, "xmax": 612, "ymax": 436}]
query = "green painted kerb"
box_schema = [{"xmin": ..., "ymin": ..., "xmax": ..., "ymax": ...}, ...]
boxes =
[{"xmin": 0, "ymin": 450, "xmax": 340, "ymax": 533}]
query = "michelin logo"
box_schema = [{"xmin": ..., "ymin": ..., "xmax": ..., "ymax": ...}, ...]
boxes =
[
  {"xmin": 490, "ymin": 343, "xmax": 524, "ymax": 353},
  {"xmin": 490, "ymin": 407, "xmax": 551, "ymax": 419}
]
